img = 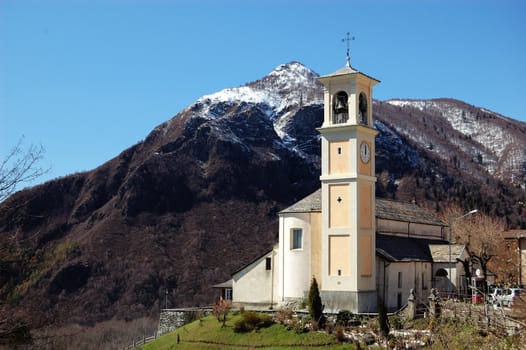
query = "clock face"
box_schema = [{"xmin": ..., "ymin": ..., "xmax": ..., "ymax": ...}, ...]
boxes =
[{"xmin": 360, "ymin": 142, "xmax": 370, "ymax": 163}]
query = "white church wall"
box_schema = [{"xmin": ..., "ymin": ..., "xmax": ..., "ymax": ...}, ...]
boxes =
[
  {"xmin": 278, "ymin": 213, "xmax": 312, "ymax": 301},
  {"xmin": 232, "ymin": 248, "xmax": 278, "ymax": 306},
  {"xmin": 380, "ymin": 261, "xmax": 432, "ymax": 311}
]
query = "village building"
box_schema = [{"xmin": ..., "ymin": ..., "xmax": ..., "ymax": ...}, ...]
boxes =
[
  {"xmin": 215, "ymin": 55, "xmax": 467, "ymax": 313},
  {"xmin": 502, "ymin": 230, "xmax": 526, "ymax": 287}
]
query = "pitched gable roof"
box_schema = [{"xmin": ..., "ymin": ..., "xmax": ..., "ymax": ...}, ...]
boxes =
[
  {"xmin": 231, "ymin": 248, "xmax": 274, "ymax": 277},
  {"xmin": 279, "ymin": 189, "xmax": 446, "ymax": 227},
  {"xmin": 376, "ymin": 234, "xmax": 452, "ymax": 262},
  {"xmin": 279, "ymin": 189, "xmax": 322, "ymax": 214},
  {"xmin": 376, "ymin": 199, "xmax": 445, "ymax": 226},
  {"xmin": 429, "ymin": 244, "xmax": 465, "ymax": 262}
]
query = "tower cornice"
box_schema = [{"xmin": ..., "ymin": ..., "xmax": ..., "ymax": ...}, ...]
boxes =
[
  {"xmin": 317, "ymin": 124, "xmax": 379, "ymax": 136},
  {"xmin": 320, "ymin": 174, "xmax": 377, "ymax": 182},
  {"xmin": 318, "ymin": 68, "xmax": 380, "ymax": 85}
]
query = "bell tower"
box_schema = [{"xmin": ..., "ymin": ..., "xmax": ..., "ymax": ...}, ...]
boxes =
[{"xmin": 317, "ymin": 45, "xmax": 380, "ymax": 313}]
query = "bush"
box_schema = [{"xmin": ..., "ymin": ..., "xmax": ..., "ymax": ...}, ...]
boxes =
[
  {"xmin": 273, "ymin": 308, "xmax": 293, "ymax": 325},
  {"xmin": 334, "ymin": 325, "xmax": 346, "ymax": 342},
  {"xmin": 292, "ymin": 317, "xmax": 308, "ymax": 334},
  {"xmin": 233, "ymin": 312, "xmax": 273, "ymax": 333},
  {"xmin": 388, "ymin": 314, "xmax": 404, "ymax": 330},
  {"xmin": 336, "ymin": 310, "xmax": 353, "ymax": 327}
]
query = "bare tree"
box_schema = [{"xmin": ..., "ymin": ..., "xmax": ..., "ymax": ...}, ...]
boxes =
[
  {"xmin": 0, "ymin": 137, "xmax": 48, "ymax": 202},
  {"xmin": 443, "ymin": 206, "xmax": 504, "ymax": 292},
  {"xmin": 491, "ymin": 238, "xmax": 521, "ymax": 286},
  {"xmin": 0, "ymin": 137, "xmax": 48, "ymax": 345},
  {"xmin": 212, "ymin": 299, "xmax": 231, "ymax": 327},
  {"xmin": 463, "ymin": 214, "xmax": 503, "ymax": 292}
]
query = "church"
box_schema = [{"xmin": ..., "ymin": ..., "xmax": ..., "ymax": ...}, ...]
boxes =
[{"xmin": 215, "ymin": 54, "xmax": 467, "ymax": 313}]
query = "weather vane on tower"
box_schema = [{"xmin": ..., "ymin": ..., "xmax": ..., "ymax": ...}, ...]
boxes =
[{"xmin": 342, "ymin": 32, "xmax": 355, "ymax": 67}]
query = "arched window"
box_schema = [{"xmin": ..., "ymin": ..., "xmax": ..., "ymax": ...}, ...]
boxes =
[
  {"xmin": 332, "ymin": 91, "xmax": 348, "ymax": 124},
  {"xmin": 435, "ymin": 268, "xmax": 448, "ymax": 277},
  {"xmin": 359, "ymin": 92, "xmax": 368, "ymax": 125}
]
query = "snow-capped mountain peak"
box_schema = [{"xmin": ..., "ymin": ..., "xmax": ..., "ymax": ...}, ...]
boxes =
[
  {"xmin": 184, "ymin": 61, "xmax": 323, "ymax": 142},
  {"xmin": 262, "ymin": 61, "xmax": 321, "ymax": 94}
]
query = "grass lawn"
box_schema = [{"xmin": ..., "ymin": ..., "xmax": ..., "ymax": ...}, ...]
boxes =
[{"xmin": 140, "ymin": 313, "xmax": 357, "ymax": 350}]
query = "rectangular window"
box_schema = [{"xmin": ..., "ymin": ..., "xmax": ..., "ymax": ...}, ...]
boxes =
[
  {"xmin": 265, "ymin": 257, "xmax": 272, "ymax": 270},
  {"xmin": 224, "ymin": 288, "xmax": 232, "ymax": 301},
  {"xmin": 398, "ymin": 271, "xmax": 403, "ymax": 289},
  {"xmin": 291, "ymin": 228, "xmax": 303, "ymax": 250}
]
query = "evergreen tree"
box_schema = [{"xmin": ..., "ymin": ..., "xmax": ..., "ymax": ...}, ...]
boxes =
[{"xmin": 308, "ymin": 277, "xmax": 324, "ymax": 324}]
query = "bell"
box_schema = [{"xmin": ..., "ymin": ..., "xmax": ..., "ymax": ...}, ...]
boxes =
[{"xmin": 335, "ymin": 99, "xmax": 346, "ymax": 113}]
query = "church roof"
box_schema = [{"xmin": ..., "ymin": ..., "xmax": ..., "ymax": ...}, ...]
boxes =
[
  {"xmin": 375, "ymin": 198, "xmax": 446, "ymax": 226},
  {"xmin": 279, "ymin": 189, "xmax": 322, "ymax": 213},
  {"xmin": 212, "ymin": 280, "xmax": 233, "ymax": 289},
  {"xmin": 429, "ymin": 244, "xmax": 466, "ymax": 262},
  {"xmin": 280, "ymin": 189, "xmax": 446, "ymax": 227},
  {"xmin": 231, "ymin": 248, "xmax": 275, "ymax": 276},
  {"xmin": 321, "ymin": 65, "xmax": 360, "ymax": 77},
  {"xmin": 318, "ymin": 64, "xmax": 380, "ymax": 84},
  {"xmin": 376, "ymin": 234, "xmax": 450, "ymax": 262}
]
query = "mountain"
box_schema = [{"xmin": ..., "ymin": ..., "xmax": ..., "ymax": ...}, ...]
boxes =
[
  {"xmin": 1, "ymin": 62, "xmax": 525, "ymax": 331},
  {"xmin": 383, "ymin": 98, "xmax": 526, "ymax": 185},
  {"xmin": 373, "ymin": 99, "xmax": 526, "ymax": 222}
]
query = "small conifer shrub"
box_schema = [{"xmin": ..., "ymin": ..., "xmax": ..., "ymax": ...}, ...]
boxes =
[{"xmin": 308, "ymin": 277, "xmax": 324, "ymax": 326}]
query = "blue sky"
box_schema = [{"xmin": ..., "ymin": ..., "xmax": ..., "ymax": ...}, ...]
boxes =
[{"xmin": 1, "ymin": 0, "xmax": 525, "ymax": 187}]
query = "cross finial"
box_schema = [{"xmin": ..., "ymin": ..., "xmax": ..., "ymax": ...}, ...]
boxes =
[{"xmin": 342, "ymin": 32, "xmax": 355, "ymax": 67}]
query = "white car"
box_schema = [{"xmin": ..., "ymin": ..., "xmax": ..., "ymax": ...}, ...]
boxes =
[
  {"xmin": 489, "ymin": 287, "xmax": 504, "ymax": 306},
  {"xmin": 501, "ymin": 288, "xmax": 524, "ymax": 307}
]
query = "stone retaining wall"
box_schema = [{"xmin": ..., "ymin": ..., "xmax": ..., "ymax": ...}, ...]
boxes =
[{"xmin": 157, "ymin": 308, "xmax": 210, "ymax": 336}]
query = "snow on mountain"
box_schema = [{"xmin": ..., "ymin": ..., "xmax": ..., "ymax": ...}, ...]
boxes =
[
  {"xmin": 375, "ymin": 119, "xmax": 421, "ymax": 168},
  {"xmin": 386, "ymin": 99, "xmax": 526, "ymax": 185},
  {"xmin": 184, "ymin": 61, "xmax": 323, "ymax": 142},
  {"xmin": 170, "ymin": 62, "xmax": 524, "ymax": 186},
  {"xmin": 387, "ymin": 100, "xmax": 516, "ymax": 156},
  {"xmin": 387, "ymin": 99, "xmax": 508, "ymax": 154}
]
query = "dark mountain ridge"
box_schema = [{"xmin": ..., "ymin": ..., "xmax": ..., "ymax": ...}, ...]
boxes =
[{"xmin": 1, "ymin": 62, "xmax": 525, "ymax": 329}]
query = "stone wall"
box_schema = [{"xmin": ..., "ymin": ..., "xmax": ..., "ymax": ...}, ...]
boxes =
[
  {"xmin": 157, "ymin": 308, "xmax": 210, "ymax": 336},
  {"xmin": 440, "ymin": 301, "xmax": 524, "ymax": 336}
]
